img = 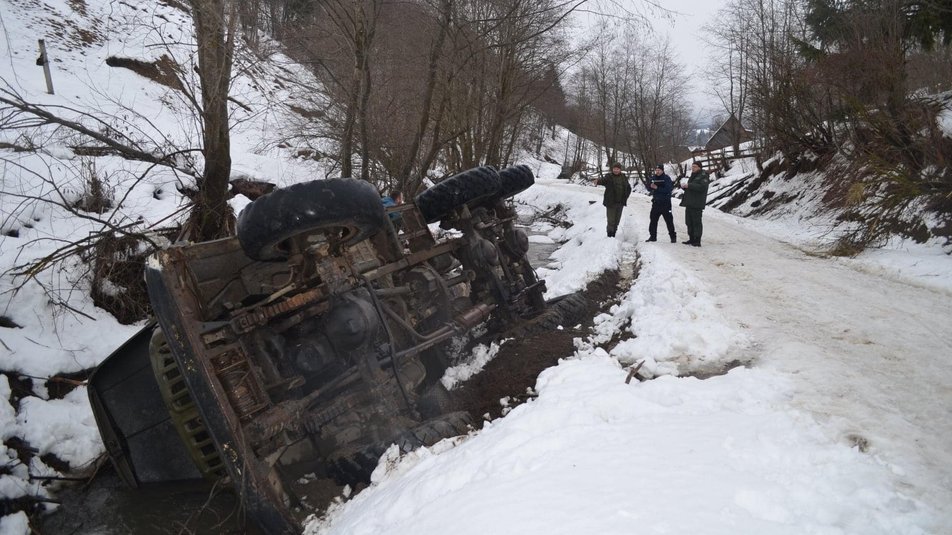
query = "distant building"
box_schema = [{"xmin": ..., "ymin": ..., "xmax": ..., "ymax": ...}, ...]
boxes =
[{"xmin": 704, "ymin": 114, "xmax": 752, "ymax": 152}]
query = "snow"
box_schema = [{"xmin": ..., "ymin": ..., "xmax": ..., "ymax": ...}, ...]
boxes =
[
  {"xmin": 0, "ymin": 512, "xmax": 29, "ymax": 535},
  {"xmin": 938, "ymin": 106, "xmax": 952, "ymax": 136},
  {"xmin": 304, "ymin": 178, "xmax": 952, "ymax": 534},
  {"xmin": 441, "ymin": 340, "xmax": 506, "ymax": 391},
  {"xmin": 15, "ymin": 387, "xmax": 101, "ymax": 469},
  {"xmin": 309, "ymin": 359, "xmax": 935, "ymax": 535},
  {"xmin": 2, "ymin": 0, "xmax": 952, "ymax": 531}
]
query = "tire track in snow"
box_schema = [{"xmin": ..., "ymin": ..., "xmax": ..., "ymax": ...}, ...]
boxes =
[
  {"xmin": 537, "ymin": 179, "xmax": 952, "ymax": 519},
  {"xmin": 647, "ymin": 194, "xmax": 952, "ymax": 519}
]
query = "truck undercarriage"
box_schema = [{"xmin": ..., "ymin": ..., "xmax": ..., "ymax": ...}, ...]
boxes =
[{"xmin": 89, "ymin": 165, "xmax": 549, "ymax": 533}]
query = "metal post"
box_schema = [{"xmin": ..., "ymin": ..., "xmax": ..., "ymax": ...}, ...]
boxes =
[{"xmin": 37, "ymin": 39, "xmax": 54, "ymax": 94}]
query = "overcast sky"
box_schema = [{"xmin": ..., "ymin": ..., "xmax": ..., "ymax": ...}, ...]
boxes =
[
  {"xmin": 654, "ymin": 0, "xmax": 728, "ymax": 120},
  {"xmin": 576, "ymin": 0, "xmax": 730, "ymax": 124}
]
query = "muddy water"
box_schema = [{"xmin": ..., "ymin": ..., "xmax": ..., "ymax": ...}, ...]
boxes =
[
  {"xmin": 39, "ymin": 470, "xmax": 262, "ymax": 534},
  {"xmin": 520, "ymin": 225, "xmax": 560, "ymax": 267}
]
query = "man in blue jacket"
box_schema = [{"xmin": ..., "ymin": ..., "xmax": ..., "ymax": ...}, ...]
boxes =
[
  {"xmin": 382, "ymin": 189, "xmax": 404, "ymax": 228},
  {"xmin": 646, "ymin": 164, "xmax": 677, "ymax": 243}
]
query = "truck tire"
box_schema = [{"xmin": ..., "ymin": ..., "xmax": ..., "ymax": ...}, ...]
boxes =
[
  {"xmin": 399, "ymin": 411, "xmax": 473, "ymax": 449},
  {"xmin": 328, "ymin": 411, "xmax": 474, "ymax": 485},
  {"xmin": 536, "ymin": 292, "xmax": 589, "ymax": 330},
  {"xmin": 237, "ymin": 178, "xmax": 386, "ymax": 261},
  {"xmin": 415, "ymin": 383, "xmax": 455, "ymax": 419},
  {"xmin": 497, "ymin": 165, "xmax": 534, "ymax": 199},
  {"xmin": 507, "ymin": 292, "xmax": 590, "ymax": 337},
  {"xmin": 415, "ymin": 166, "xmax": 502, "ymax": 223}
]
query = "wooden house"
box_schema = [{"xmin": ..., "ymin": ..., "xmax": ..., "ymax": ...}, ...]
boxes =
[{"xmin": 704, "ymin": 114, "xmax": 752, "ymax": 152}]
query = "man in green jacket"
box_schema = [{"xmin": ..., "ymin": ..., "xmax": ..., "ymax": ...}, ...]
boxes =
[
  {"xmin": 679, "ymin": 161, "xmax": 710, "ymax": 247},
  {"xmin": 591, "ymin": 162, "xmax": 632, "ymax": 237}
]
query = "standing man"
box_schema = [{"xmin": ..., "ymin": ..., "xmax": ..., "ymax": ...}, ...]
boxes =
[
  {"xmin": 679, "ymin": 161, "xmax": 711, "ymax": 247},
  {"xmin": 591, "ymin": 162, "xmax": 632, "ymax": 237},
  {"xmin": 646, "ymin": 164, "xmax": 677, "ymax": 243}
]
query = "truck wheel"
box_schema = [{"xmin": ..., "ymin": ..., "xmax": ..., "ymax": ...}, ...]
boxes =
[
  {"xmin": 149, "ymin": 328, "xmax": 226, "ymax": 481},
  {"xmin": 237, "ymin": 178, "xmax": 386, "ymax": 261},
  {"xmin": 496, "ymin": 165, "xmax": 534, "ymax": 199},
  {"xmin": 507, "ymin": 292, "xmax": 590, "ymax": 337},
  {"xmin": 521, "ymin": 265, "xmax": 547, "ymax": 315},
  {"xmin": 415, "ymin": 166, "xmax": 502, "ymax": 223},
  {"xmin": 416, "ymin": 383, "xmax": 455, "ymax": 419},
  {"xmin": 537, "ymin": 292, "xmax": 589, "ymax": 330},
  {"xmin": 328, "ymin": 411, "xmax": 474, "ymax": 485}
]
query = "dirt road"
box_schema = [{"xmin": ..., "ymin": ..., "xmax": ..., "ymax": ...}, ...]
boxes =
[{"xmin": 538, "ymin": 179, "xmax": 952, "ymax": 517}]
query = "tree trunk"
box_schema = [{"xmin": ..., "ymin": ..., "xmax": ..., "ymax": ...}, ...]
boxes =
[
  {"xmin": 339, "ymin": 54, "xmax": 360, "ymax": 179},
  {"xmin": 398, "ymin": 0, "xmax": 451, "ymax": 186},
  {"xmin": 188, "ymin": 0, "xmax": 238, "ymax": 242},
  {"xmin": 358, "ymin": 35, "xmax": 373, "ymax": 182}
]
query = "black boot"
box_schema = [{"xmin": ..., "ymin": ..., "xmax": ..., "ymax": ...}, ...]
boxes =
[
  {"xmin": 646, "ymin": 236, "xmax": 657, "ymax": 242},
  {"xmin": 670, "ymin": 235, "xmax": 677, "ymax": 243},
  {"xmin": 682, "ymin": 240, "xmax": 695, "ymax": 245}
]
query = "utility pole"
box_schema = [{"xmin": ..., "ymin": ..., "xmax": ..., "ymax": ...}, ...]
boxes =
[{"xmin": 37, "ymin": 39, "xmax": 54, "ymax": 94}]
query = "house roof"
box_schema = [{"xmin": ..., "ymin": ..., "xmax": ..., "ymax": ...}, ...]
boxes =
[{"xmin": 704, "ymin": 114, "xmax": 752, "ymax": 151}]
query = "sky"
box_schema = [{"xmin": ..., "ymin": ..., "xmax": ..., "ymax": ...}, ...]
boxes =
[
  {"xmin": 3, "ymin": 0, "xmax": 952, "ymax": 532},
  {"xmin": 577, "ymin": 0, "xmax": 731, "ymax": 121},
  {"xmin": 653, "ymin": 0, "xmax": 730, "ymax": 118}
]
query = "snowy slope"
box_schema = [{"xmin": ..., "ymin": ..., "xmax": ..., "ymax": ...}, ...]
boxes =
[
  {"xmin": 1, "ymin": 0, "xmax": 330, "ymax": 530},
  {"xmin": 699, "ymin": 153, "xmax": 952, "ymax": 292},
  {"xmin": 1, "ymin": 0, "xmax": 331, "ymax": 374}
]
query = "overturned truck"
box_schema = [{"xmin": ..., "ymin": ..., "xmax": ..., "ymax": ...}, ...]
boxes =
[{"xmin": 89, "ymin": 165, "xmax": 548, "ymax": 533}]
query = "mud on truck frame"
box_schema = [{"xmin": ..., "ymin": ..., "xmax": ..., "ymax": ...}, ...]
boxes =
[{"xmin": 88, "ymin": 165, "xmax": 550, "ymax": 533}]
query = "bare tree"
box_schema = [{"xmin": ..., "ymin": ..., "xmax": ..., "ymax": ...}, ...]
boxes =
[
  {"xmin": 186, "ymin": 0, "xmax": 241, "ymax": 241},
  {"xmin": 568, "ymin": 29, "xmax": 691, "ymax": 174},
  {"xmin": 704, "ymin": 2, "xmax": 752, "ymax": 154},
  {"xmin": 707, "ymin": 0, "xmax": 813, "ymax": 157},
  {"xmin": 278, "ymin": 0, "xmax": 593, "ymax": 195},
  {"xmin": 623, "ymin": 36, "xmax": 691, "ymax": 172}
]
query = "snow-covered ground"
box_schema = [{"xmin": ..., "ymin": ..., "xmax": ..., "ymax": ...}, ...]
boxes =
[{"xmin": 304, "ymin": 173, "xmax": 952, "ymax": 534}]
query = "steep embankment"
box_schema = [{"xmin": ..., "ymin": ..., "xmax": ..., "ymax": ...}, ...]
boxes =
[
  {"xmin": 698, "ymin": 109, "xmax": 952, "ymax": 257},
  {"xmin": 0, "ymin": 0, "xmax": 328, "ymax": 530}
]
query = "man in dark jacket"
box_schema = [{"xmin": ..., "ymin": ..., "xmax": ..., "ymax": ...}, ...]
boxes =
[
  {"xmin": 679, "ymin": 161, "xmax": 710, "ymax": 247},
  {"xmin": 591, "ymin": 162, "xmax": 632, "ymax": 237},
  {"xmin": 646, "ymin": 164, "xmax": 677, "ymax": 243}
]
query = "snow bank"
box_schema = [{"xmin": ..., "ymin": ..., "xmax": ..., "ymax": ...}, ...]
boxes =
[
  {"xmin": 587, "ymin": 243, "xmax": 749, "ymax": 376},
  {"xmin": 307, "ymin": 358, "xmax": 935, "ymax": 535}
]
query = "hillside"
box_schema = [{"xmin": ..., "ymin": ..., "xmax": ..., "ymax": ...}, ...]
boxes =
[
  {"xmin": 2, "ymin": 0, "xmax": 330, "ymax": 375},
  {"xmin": 1, "ymin": 0, "xmax": 330, "ymax": 529}
]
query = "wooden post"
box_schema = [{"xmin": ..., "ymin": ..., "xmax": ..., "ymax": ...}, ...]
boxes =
[{"xmin": 37, "ymin": 39, "xmax": 54, "ymax": 94}]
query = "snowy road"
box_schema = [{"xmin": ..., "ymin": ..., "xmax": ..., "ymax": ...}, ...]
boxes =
[
  {"xmin": 305, "ymin": 176, "xmax": 951, "ymax": 534},
  {"xmin": 546, "ymin": 178, "xmax": 952, "ymax": 517}
]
